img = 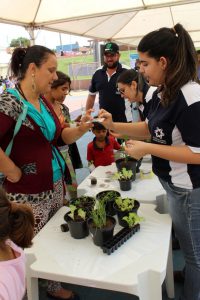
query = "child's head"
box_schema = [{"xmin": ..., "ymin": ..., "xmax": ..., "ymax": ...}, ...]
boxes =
[
  {"xmin": 51, "ymin": 71, "xmax": 71, "ymax": 103},
  {"xmin": 92, "ymin": 122, "xmax": 108, "ymax": 142},
  {"xmin": 0, "ymin": 188, "xmax": 34, "ymax": 248}
]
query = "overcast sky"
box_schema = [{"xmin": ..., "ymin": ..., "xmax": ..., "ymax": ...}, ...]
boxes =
[{"xmin": 0, "ymin": 23, "xmax": 90, "ymax": 49}]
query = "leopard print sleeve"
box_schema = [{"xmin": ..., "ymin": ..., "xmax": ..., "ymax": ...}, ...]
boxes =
[
  {"xmin": 0, "ymin": 91, "xmax": 33, "ymax": 130},
  {"xmin": 0, "ymin": 91, "xmax": 23, "ymax": 121}
]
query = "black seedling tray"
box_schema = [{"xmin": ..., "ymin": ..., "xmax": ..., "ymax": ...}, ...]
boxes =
[{"xmin": 101, "ymin": 224, "xmax": 140, "ymax": 255}]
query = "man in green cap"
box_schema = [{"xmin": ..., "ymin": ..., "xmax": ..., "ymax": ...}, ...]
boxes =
[{"xmin": 86, "ymin": 42, "xmax": 130, "ymax": 124}]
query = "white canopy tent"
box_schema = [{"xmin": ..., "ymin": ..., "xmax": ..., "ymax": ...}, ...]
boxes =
[{"xmin": 0, "ymin": 0, "xmax": 200, "ymax": 47}]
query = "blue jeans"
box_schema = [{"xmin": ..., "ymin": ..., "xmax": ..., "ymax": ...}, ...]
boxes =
[{"xmin": 159, "ymin": 178, "xmax": 200, "ymax": 300}]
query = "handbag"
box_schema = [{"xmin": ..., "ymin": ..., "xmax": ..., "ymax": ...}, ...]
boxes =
[{"xmin": 0, "ymin": 91, "xmax": 28, "ymax": 183}]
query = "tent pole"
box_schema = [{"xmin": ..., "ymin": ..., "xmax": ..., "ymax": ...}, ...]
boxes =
[{"xmin": 25, "ymin": 26, "xmax": 35, "ymax": 46}]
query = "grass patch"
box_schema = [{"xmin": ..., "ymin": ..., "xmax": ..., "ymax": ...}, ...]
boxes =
[{"xmin": 57, "ymin": 50, "xmax": 137, "ymax": 79}]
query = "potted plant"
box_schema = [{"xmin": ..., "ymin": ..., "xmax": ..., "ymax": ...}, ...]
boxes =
[
  {"xmin": 87, "ymin": 200, "xmax": 116, "ymax": 247},
  {"xmin": 70, "ymin": 195, "xmax": 95, "ymax": 217},
  {"xmin": 96, "ymin": 190, "xmax": 121, "ymax": 216},
  {"xmin": 64, "ymin": 204, "xmax": 89, "ymax": 239},
  {"xmin": 122, "ymin": 212, "xmax": 144, "ymax": 228},
  {"xmin": 115, "ymin": 136, "xmax": 138, "ymax": 181},
  {"xmin": 113, "ymin": 167, "xmax": 133, "ymax": 191},
  {"xmin": 114, "ymin": 196, "xmax": 140, "ymax": 227}
]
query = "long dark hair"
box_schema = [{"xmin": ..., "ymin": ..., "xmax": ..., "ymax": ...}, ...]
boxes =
[
  {"xmin": 10, "ymin": 45, "xmax": 55, "ymax": 80},
  {"xmin": 117, "ymin": 69, "xmax": 146, "ymax": 95},
  {"xmin": 0, "ymin": 188, "xmax": 34, "ymax": 248},
  {"xmin": 138, "ymin": 23, "xmax": 198, "ymax": 106},
  {"xmin": 51, "ymin": 71, "xmax": 71, "ymax": 91}
]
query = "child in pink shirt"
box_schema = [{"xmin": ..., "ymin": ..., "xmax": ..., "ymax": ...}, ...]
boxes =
[{"xmin": 0, "ymin": 188, "xmax": 34, "ymax": 300}]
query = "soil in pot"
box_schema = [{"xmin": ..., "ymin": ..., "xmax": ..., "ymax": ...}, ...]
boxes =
[
  {"xmin": 96, "ymin": 190, "xmax": 121, "ymax": 216},
  {"xmin": 64, "ymin": 212, "xmax": 89, "ymax": 239},
  {"xmin": 115, "ymin": 157, "xmax": 137, "ymax": 181},
  {"xmin": 70, "ymin": 196, "xmax": 95, "ymax": 217},
  {"xmin": 87, "ymin": 216, "xmax": 116, "ymax": 247}
]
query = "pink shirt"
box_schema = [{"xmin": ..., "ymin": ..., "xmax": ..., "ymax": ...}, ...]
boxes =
[{"xmin": 0, "ymin": 240, "xmax": 25, "ymax": 300}]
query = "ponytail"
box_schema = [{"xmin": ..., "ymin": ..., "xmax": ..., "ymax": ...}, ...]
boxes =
[
  {"xmin": 138, "ymin": 23, "xmax": 198, "ymax": 106},
  {"xmin": 10, "ymin": 45, "xmax": 55, "ymax": 80}
]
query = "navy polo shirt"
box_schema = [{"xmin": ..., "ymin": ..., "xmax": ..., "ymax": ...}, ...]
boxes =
[
  {"xmin": 147, "ymin": 81, "xmax": 200, "ymax": 189},
  {"xmin": 138, "ymin": 85, "xmax": 157, "ymax": 121},
  {"xmin": 89, "ymin": 63, "xmax": 128, "ymax": 122}
]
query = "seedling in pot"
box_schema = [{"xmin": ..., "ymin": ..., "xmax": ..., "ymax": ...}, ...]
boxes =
[
  {"xmin": 64, "ymin": 205, "xmax": 89, "ymax": 239},
  {"xmin": 90, "ymin": 200, "xmax": 106, "ymax": 229},
  {"xmin": 122, "ymin": 212, "xmax": 144, "ymax": 228},
  {"xmin": 68, "ymin": 204, "xmax": 86, "ymax": 221},
  {"xmin": 115, "ymin": 197, "xmax": 136, "ymax": 212},
  {"xmin": 113, "ymin": 168, "xmax": 133, "ymax": 181}
]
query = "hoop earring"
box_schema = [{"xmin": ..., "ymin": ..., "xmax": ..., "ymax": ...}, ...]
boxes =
[{"xmin": 31, "ymin": 74, "xmax": 36, "ymax": 92}]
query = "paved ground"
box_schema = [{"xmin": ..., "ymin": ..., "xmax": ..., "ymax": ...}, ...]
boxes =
[{"xmin": 64, "ymin": 90, "xmax": 99, "ymax": 120}]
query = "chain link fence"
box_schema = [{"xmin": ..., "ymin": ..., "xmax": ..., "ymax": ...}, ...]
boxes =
[{"xmin": 68, "ymin": 62, "xmax": 99, "ymax": 90}]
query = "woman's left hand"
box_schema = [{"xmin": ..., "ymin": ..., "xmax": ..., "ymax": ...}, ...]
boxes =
[
  {"xmin": 124, "ymin": 140, "xmax": 149, "ymax": 160},
  {"xmin": 78, "ymin": 121, "xmax": 93, "ymax": 133},
  {"xmin": 81, "ymin": 109, "xmax": 94, "ymax": 123}
]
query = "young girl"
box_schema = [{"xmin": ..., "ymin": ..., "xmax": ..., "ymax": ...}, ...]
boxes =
[
  {"xmin": 0, "ymin": 188, "xmax": 34, "ymax": 300},
  {"xmin": 44, "ymin": 71, "xmax": 83, "ymax": 199},
  {"xmin": 99, "ymin": 23, "xmax": 200, "ymax": 300}
]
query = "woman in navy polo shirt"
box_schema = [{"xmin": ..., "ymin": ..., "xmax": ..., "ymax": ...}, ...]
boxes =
[
  {"xmin": 99, "ymin": 23, "xmax": 200, "ymax": 300},
  {"xmin": 116, "ymin": 69, "xmax": 156, "ymax": 121}
]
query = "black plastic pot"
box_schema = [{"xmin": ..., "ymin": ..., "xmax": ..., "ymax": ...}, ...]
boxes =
[
  {"xmin": 113, "ymin": 200, "xmax": 140, "ymax": 227},
  {"xmin": 64, "ymin": 212, "xmax": 89, "ymax": 239},
  {"xmin": 102, "ymin": 224, "xmax": 140, "ymax": 255},
  {"xmin": 119, "ymin": 179, "xmax": 132, "ymax": 191},
  {"xmin": 115, "ymin": 157, "xmax": 137, "ymax": 181},
  {"xmin": 87, "ymin": 216, "xmax": 116, "ymax": 247},
  {"xmin": 96, "ymin": 190, "xmax": 121, "ymax": 216}
]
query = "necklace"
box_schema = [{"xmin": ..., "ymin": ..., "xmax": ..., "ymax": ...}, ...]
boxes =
[
  {"xmin": 16, "ymin": 84, "xmax": 41, "ymax": 112},
  {"xmin": 16, "ymin": 84, "xmax": 29, "ymax": 102}
]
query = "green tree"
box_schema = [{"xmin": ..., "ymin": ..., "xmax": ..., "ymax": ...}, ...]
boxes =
[{"xmin": 10, "ymin": 37, "xmax": 30, "ymax": 47}]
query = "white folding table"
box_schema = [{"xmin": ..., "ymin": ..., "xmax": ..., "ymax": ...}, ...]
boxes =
[
  {"xmin": 78, "ymin": 163, "xmax": 168, "ymax": 213},
  {"xmin": 25, "ymin": 204, "xmax": 174, "ymax": 300}
]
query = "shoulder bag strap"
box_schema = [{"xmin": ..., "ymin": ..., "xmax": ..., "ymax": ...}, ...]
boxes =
[
  {"xmin": 5, "ymin": 88, "xmax": 28, "ymax": 156},
  {"xmin": 5, "ymin": 103, "xmax": 28, "ymax": 156}
]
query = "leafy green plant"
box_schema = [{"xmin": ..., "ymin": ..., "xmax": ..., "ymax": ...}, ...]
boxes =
[
  {"xmin": 118, "ymin": 135, "xmax": 130, "ymax": 162},
  {"xmin": 71, "ymin": 195, "xmax": 95, "ymax": 206},
  {"xmin": 122, "ymin": 212, "xmax": 144, "ymax": 228},
  {"xmin": 115, "ymin": 197, "xmax": 136, "ymax": 211},
  {"xmin": 98, "ymin": 191, "xmax": 119, "ymax": 203},
  {"xmin": 68, "ymin": 204, "xmax": 86, "ymax": 221},
  {"xmin": 113, "ymin": 168, "xmax": 133, "ymax": 181},
  {"xmin": 90, "ymin": 200, "xmax": 106, "ymax": 229}
]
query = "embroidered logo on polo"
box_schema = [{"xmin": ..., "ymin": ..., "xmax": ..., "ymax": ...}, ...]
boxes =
[
  {"xmin": 155, "ymin": 127, "xmax": 165, "ymax": 139},
  {"xmin": 153, "ymin": 127, "xmax": 167, "ymax": 144}
]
